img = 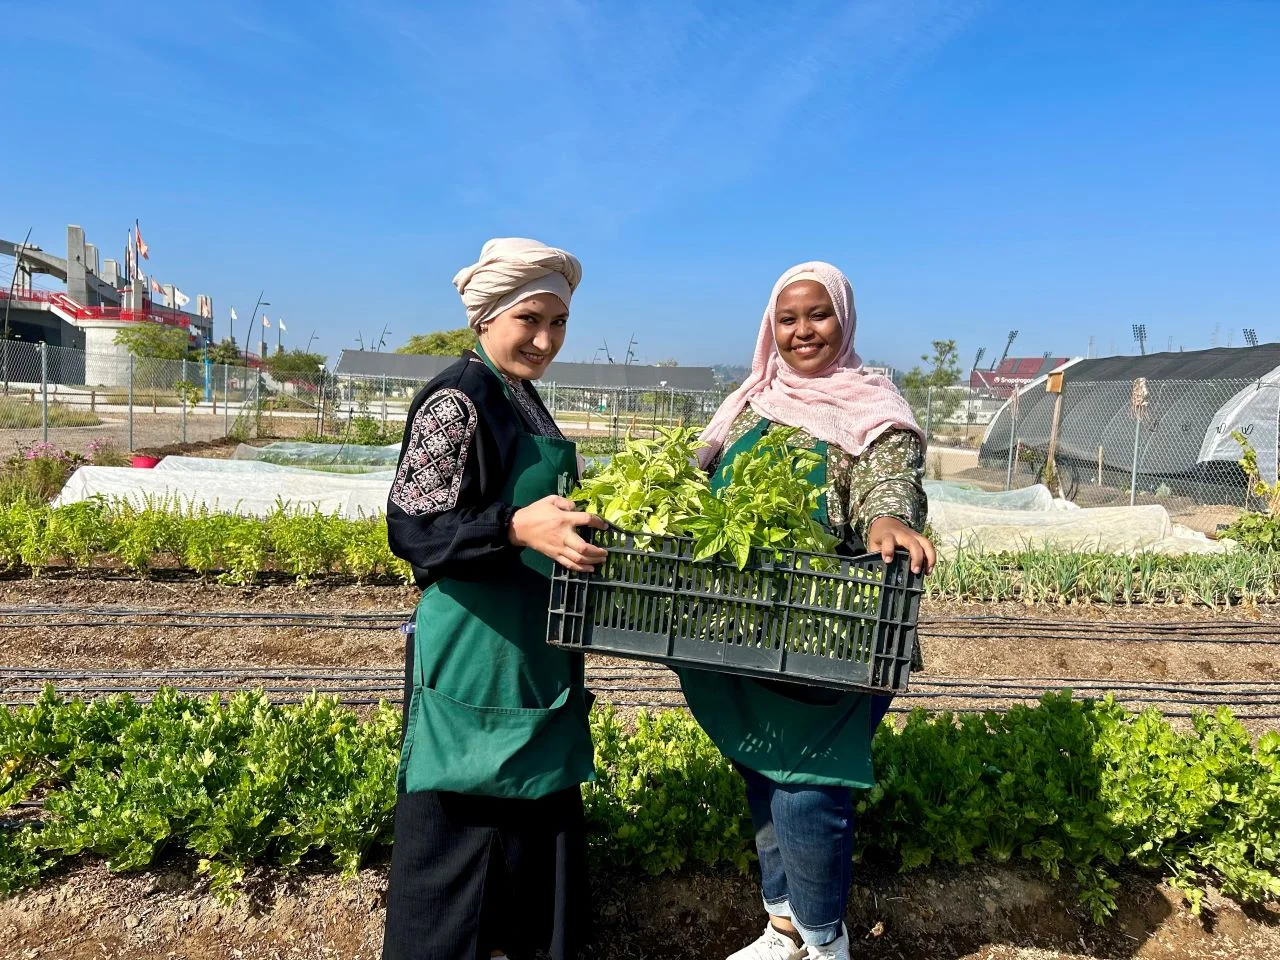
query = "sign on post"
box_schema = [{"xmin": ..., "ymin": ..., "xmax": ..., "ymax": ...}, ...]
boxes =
[{"xmin": 1129, "ymin": 378, "xmax": 1148, "ymax": 505}]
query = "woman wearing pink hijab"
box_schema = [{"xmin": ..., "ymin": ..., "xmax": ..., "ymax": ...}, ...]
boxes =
[{"xmin": 681, "ymin": 262, "xmax": 935, "ymax": 960}]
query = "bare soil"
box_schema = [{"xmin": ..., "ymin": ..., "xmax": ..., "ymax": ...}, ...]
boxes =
[{"xmin": 3, "ymin": 855, "xmax": 1279, "ymax": 960}]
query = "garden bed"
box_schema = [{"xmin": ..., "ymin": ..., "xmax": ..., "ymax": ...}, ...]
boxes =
[{"xmin": 2, "ymin": 568, "xmax": 1279, "ymax": 959}]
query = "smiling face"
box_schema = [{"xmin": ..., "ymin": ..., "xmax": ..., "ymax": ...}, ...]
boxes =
[
  {"xmin": 772, "ymin": 279, "xmax": 844, "ymax": 375},
  {"xmin": 478, "ymin": 294, "xmax": 569, "ymax": 380}
]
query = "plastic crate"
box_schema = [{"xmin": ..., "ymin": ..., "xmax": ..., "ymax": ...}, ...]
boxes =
[{"xmin": 547, "ymin": 527, "xmax": 924, "ymax": 694}]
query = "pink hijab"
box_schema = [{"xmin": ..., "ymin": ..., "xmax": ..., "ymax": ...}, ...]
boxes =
[{"xmin": 698, "ymin": 261, "xmax": 922, "ymax": 469}]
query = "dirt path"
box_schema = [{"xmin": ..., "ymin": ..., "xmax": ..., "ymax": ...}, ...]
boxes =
[
  {"xmin": 1, "ymin": 580, "xmax": 1276, "ymax": 727},
  {"xmin": 2, "ymin": 855, "xmax": 1278, "ymax": 960}
]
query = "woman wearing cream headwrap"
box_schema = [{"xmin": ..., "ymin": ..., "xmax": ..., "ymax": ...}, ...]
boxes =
[{"xmin": 382, "ymin": 238, "xmax": 604, "ymax": 960}]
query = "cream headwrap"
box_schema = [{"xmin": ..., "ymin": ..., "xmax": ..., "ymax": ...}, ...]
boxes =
[{"xmin": 452, "ymin": 237, "xmax": 582, "ymax": 330}]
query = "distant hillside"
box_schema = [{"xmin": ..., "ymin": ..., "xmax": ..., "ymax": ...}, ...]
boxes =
[{"xmin": 711, "ymin": 363, "xmax": 749, "ymax": 386}]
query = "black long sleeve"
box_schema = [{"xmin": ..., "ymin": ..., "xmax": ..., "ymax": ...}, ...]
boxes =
[{"xmin": 386, "ymin": 355, "xmax": 529, "ymax": 588}]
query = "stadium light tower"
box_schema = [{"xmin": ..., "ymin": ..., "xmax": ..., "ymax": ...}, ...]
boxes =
[
  {"xmin": 996, "ymin": 329, "xmax": 1019, "ymax": 369},
  {"xmin": 1244, "ymin": 328, "xmax": 1259, "ymax": 347},
  {"xmin": 1132, "ymin": 323, "xmax": 1147, "ymax": 356}
]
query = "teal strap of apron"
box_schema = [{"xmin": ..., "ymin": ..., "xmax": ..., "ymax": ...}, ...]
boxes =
[{"xmin": 474, "ymin": 343, "xmax": 527, "ymax": 417}]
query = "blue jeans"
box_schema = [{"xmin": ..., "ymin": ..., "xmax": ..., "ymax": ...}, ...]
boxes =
[{"xmin": 736, "ymin": 695, "xmax": 892, "ymax": 946}]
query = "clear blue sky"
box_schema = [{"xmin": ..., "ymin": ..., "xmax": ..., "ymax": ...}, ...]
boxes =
[{"xmin": 2, "ymin": 1, "xmax": 1277, "ymax": 372}]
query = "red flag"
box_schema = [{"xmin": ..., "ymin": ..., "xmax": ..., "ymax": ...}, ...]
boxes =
[
  {"xmin": 135, "ymin": 220, "xmax": 150, "ymax": 260},
  {"xmin": 150, "ymin": 276, "xmax": 163, "ymax": 296}
]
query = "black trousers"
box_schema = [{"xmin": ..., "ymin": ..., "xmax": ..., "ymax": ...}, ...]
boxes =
[{"xmin": 383, "ymin": 630, "xmax": 591, "ymax": 960}]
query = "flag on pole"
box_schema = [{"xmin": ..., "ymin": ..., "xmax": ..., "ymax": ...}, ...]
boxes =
[
  {"xmin": 278, "ymin": 319, "xmax": 287, "ymax": 333},
  {"xmin": 150, "ymin": 277, "xmax": 165, "ymax": 302},
  {"xmin": 173, "ymin": 287, "xmax": 191, "ymax": 308},
  {"xmin": 262, "ymin": 316, "xmax": 271, "ymax": 328},
  {"xmin": 135, "ymin": 220, "xmax": 150, "ymax": 260},
  {"xmin": 125, "ymin": 231, "xmax": 135, "ymax": 282},
  {"xmin": 229, "ymin": 307, "xmax": 238, "ymax": 321}
]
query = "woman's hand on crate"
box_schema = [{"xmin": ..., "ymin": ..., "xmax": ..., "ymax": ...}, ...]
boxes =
[
  {"xmin": 509, "ymin": 495, "xmax": 609, "ymax": 572},
  {"xmin": 867, "ymin": 516, "xmax": 936, "ymax": 576}
]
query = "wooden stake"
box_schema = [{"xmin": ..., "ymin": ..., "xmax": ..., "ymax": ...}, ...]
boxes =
[
  {"xmin": 1097, "ymin": 446, "xmax": 1103, "ymax": 485},
  {"xmin": 1043, "ymin": 372, "xmax": 1066, "ymax": 497}
]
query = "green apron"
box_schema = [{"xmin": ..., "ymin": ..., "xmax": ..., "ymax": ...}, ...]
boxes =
[
  {"xmin": 397, "ymin": 349, "xmax": 595, "ymax": 799},
  {"xmin": 678, "ymin": 418, "xmax": 878, "ymax": 789}
]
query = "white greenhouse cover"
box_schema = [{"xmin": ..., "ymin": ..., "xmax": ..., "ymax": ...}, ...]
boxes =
[{"xmin": 1197, "ymin": 374, "xmax": 1280, "ymax": 484}]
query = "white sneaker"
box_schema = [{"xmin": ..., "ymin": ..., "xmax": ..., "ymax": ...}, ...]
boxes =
[
  {"xmin": 799, "ymin": 926, "xmax": 850, "ymax": 960},
  {"xmin": 726, "ymin": 924, "xmax": 806, "ymax": 960}
]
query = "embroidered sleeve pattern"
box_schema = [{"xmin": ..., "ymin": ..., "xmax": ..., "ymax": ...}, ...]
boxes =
[{"xmin": 390, "ymin": 389, "xmax": 479, "ymax": 516}]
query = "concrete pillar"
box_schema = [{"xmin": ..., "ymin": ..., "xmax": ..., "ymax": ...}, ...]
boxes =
[
  {"xmin": 122, "ymin": 279, "xmax": 145, "ymax": 313},
  {"xmin": 85, "ymin": 243, "xmax": 100, "ymax": 277},
  {"xmin": 102, "ymin": 259, "xmax": 120, "ymax": 288},
  {"xmin": 66, "ymin": 225, "xmax": 91, "ymax": 305},
  {"xmin": 81, "ymin": 323, "xmax": 136, "ymax": 386}
]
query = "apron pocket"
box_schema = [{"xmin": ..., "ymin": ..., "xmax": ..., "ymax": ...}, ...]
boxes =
[{"xmin": 401, "ymin": 684, "xmax": 594, "ymax": 799}]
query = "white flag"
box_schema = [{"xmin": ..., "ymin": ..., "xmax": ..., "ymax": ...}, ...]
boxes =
[
  {"xmin": 262, "ymin": 315, "xmax": 271, "ymax": 328},
  {"xmin": 278, "ymin": 319, "xmax": 287, "ymax": 333},
  {"xmin": 173, "ymin": 287, "xmax": 191, "ymax": 308},
  {"xmin": 230, "ymin": 307, "xmax": 238, "ymax": 321}
]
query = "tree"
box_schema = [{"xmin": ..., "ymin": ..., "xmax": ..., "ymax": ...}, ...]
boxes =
[
  {"xmin": 901, "ymin": 339, "xmax": 962, "ymax": 431},
  {"xmin": 397, "ymin": 328, "xmax": 476, "ymax": 356},
  {"xmin": 656, "ymin": 358, "xmax": 680, "ymax": 367},
  {"xmin": 265, "ymin": 349, "xmax": 328, "ymax": 382},
  {"xmin": 207, "ymin": 338, "xmax": 243, "ymax": 365},
  {"xmin": 114, "ymin": 323, "xmax": 190, "ymax": 360}
]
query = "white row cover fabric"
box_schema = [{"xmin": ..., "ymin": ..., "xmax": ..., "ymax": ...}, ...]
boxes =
[
  {"xmin": 233, "ymin": 441, "xmax": 402, "ymax": 467},
  {"xmin": 926, "ymin": 483, "xmax": 1230, "ymax": 557},
  {"xmin": 54, "ymin": 466, "xmax": 392, "ymax": 518},
  {"xmin": 924, "ymin": 481, "xmax": 1071, "ymax": 512},
  {"xmin": 155, "ymin": 456, "xmax": 395, "ymax": 480}
]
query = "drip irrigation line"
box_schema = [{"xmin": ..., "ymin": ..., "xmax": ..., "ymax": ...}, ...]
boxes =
[
  {"xmin": 0, "ymin": 606, "xmax": 410, "ymax": 621},
  {"xmin": 0, "ymin": 621, "xmax": 400, "ymax": 631}
]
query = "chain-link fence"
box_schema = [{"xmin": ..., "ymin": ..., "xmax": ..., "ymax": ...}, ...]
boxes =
[
  {"xmin": 327, "ymin": 374, "xmax": 729, "ymax": 447},
  {"xmin": 970, "ymin": 376, "xmax": 1267, "ymax": 511},
  {"xmin": 0, "ymin": 340, "xmax": 731, "ymax": 459},
  {"xmin": 0, "ymin": 341, "xmax": 329, "ymax": 458}
]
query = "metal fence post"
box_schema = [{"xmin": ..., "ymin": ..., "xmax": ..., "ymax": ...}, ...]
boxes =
[
  {"xmin": 1004, "ymin": 389, "xmax": 1018, "ymax": 491},
  {"xmin": 40, "ymin": 342, "xmax": 48, "ymax": 443},
  {"xmin": 128, "ymin": 356, "xmax": 134, "ymax": 451},
  {"xmin": 1130, "ymin": 417, "xmax": 1142, "ymax": 506},
  {"xmin": 924, "ymin": 386, "xmax": 933, "ymax": 442},
  {"xmin": 224, "ymin": 365, "xmax": 230, "ymax": 436},
  {"xmin": 180, "ymin": 358, "xmax": 188, "ymax": 444}
]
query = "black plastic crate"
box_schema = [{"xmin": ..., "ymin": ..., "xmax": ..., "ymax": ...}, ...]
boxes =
[{"xmin": 547, "ymin": 527, "xmax": 924, "ymax": 694}]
